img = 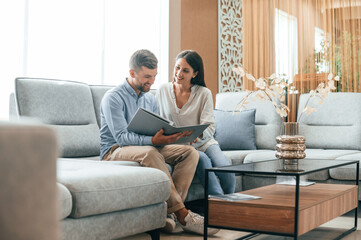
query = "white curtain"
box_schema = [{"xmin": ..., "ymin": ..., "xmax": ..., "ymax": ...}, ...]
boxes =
[
  {"xmin": 275, "ymin": 8, "xmax": 298, "ymax": 83},
  {"xmin": 0, "ymin": 0, "xmax": 169, "ymax": 119}
]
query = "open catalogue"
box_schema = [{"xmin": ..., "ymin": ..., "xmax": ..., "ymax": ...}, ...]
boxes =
[{"xmin": 127, "ymin": 107, "xmax": 209, "ymax": 144}]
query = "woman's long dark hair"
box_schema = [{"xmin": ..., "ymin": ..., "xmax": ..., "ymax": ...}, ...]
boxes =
[{"xmin": 175, "ymin": 50, "xmax": 206, "ymax": 87}]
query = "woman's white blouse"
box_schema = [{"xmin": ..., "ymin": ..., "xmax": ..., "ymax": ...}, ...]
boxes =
[{"xmin": 156, "ymin": 82, "xmax": 218, "ymax": 152}]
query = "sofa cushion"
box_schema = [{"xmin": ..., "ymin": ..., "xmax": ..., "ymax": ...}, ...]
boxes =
[
  {"xmin": 215, "ymin": 92, "xmax": 282, "ymax": 150},
  {"xmin": 303, "ymin": 149, "xmax": 360, "ymax": 160},
  {"xmin": 59, "ymin": 157, "xmax": 142, "ymax": 166},
  {"xmin": 222, "ymin": 149, "xmax": 272, "ymax": 165},
  {"xmin": 15, "ymin": 78, "xmax": 101, "ymax": 157},
  {"xmin": 298, "ymin": 93, "xmax": 361, "ymax": 150},
  {"xmin": 56, "ymin": 159, "xmax": 170, "ymax": 218},
  {"xmin": 90, "ymin": 85, "xmax": 114, "ymax": 127},
  {"xmin": 214, "ymin": 109, "xmax": 256, "ymax": 150},
  {"xmin": 57, "ymin": 183, "xmax": 72, "ymax": 220},
  {"xmin": 242, "ymin": 150, "xmax": 329, "ymax": 181},
  {"xmin": 243, "ymin": 151, "xmax": 277, "ymax": 163},
  {"xmin": 329, "ymin": 153, "xmax": 361, "ymax": 180}
]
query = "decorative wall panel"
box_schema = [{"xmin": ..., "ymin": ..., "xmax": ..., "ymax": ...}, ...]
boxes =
[{"xmin": 218, "ymin": 0, "xmax": 243, "ymax": 92}]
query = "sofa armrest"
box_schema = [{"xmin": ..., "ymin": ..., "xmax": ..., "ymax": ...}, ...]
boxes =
[{"xmin": 0, "ymin": 122, "xmax": 60, "ymax": 240}]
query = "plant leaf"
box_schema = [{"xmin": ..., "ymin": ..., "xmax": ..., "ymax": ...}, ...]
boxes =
[
  {"xmin": 269, "ymin": 73, "xmax": 277, "ymax": 79},
  {"xmin": 246, "ymin": 73, "xmax": 256, "ymax": 82},
  {"xmin": 328, "ymin": 73, "xmax": 333, "ymax": 80}
]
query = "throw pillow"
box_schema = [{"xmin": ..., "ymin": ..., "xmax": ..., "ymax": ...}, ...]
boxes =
[{"xmin": 214, "ymin": 109, "xmax": 256, "ymax": 150}]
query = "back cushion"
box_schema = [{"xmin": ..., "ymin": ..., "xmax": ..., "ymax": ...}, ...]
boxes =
[
  {"xmin": 15, "ymin": 78, "xmax": 100, "ymax": 157},
  {"xmin": 298, "ymin": 92, "xmax": 361, "ymax": 150},
  {"xmin": 90, "ymin": 85, "xmax": 115, "ymax": 127},
  {"xmin": 215, "ymin": 92, "xmax": 282, "ymax": 149}
]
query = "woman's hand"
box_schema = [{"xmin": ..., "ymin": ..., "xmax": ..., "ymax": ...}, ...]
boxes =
[{"xmin": 190, "ymin": 137, "xmax": 198, "ymax": 145}]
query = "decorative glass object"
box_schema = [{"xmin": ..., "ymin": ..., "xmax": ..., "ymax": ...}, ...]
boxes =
[{"xmin": 275, "ymin": 122, "xmax": 306, "ymax": 172}]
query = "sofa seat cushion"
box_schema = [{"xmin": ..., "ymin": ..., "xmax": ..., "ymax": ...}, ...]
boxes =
[
  {"xmin": 56, "ymin": 159, "xmax": 170, "ymax": 218},
  {"xmin": 329, "ymin": 153, "xmax": 361, "ymax": 180},
  {"xmin": 243, "ymin": 151, "xmax": 277, "ymax": 164},
  {"xmin": 242, "ymin": 150, "xmax": 325, "ymax": 180},
  {"xmin": 303, "ymin": 149, "xmax": 360, "ymax": 159},
  {"xmin": 57, "ymin": 183, "xmax": 72, "ymax": 220},
  {"xmin": 59, "ymin": 157, "xmax": 141, "ymax": 166},
  {"xmin": 304, "ymin": 149, "xmax": 360, "ymax": 180},
  {"xmin": 223, "ymin": 150, "xmax": 272, "ymax": 165}
]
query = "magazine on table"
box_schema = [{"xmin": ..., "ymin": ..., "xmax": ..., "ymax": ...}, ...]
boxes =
[
  {"xmin": 277, "ymin": 180, "xmax": 315, "ymax": 186},
  {"xmin": 127, "ymin": 107, "xmax": 209, "ymax": 144},
  {"xmin": 276, "ymin": 176, "xmax": 315, "ymax": 186},
  {"xmin": 209, "ymin": 193, "xmax": 262, "ymax": 201}
]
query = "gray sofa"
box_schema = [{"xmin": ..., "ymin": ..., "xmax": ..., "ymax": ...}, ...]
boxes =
[
  {"xmin": 11, "ymin": 78, "xmax": 361, "ymax": 239},
  {"xmin": 215, "ymin": 92, "xmax": 361, "ymax": 196},
  {"xmin": 13, "ymin": 78, "xmax": 171, "ymax": 240}
]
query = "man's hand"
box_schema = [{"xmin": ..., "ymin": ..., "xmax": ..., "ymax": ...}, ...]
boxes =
[{"xmin": 152, "ymin": 129, "xmax": 184, "ymax": 146}]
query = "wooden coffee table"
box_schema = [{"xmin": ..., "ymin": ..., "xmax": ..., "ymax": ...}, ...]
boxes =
[{"xmin": 204, "ymin": 159, "xmax": 359, "ymax": 240}]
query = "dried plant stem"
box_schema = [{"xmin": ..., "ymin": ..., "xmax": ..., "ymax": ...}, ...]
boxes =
[
  {"xmin": 233, "ymin": 91, "xmax": 253, "ymax": 113},
  {"xmin": 263, "ymin": 89, "xmax": 273, "ymax": 102},
  {"xmin": 297, "ymin": 93, "xmax": 314, "ymax": 122}
]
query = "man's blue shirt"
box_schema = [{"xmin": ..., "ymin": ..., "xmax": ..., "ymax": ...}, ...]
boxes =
[{"xmin": 99, "ymin": 80, "xmax": 158, "ymax": 159}]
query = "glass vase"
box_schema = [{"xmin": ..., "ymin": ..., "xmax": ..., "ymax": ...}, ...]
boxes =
[{"xmin": 275, "ymin": 122, "xmax": 306, "ymax": 172}]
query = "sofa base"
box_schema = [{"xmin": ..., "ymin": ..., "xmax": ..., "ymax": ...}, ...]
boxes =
[{"xmin": 61, "ymin": 203, "xmax": 166, "ymax": 240}]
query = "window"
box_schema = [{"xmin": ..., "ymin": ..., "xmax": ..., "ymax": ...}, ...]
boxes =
[
  {"xmin": 0, "ymin": 0, "xmax": 169, "ymax": 119},
  {"xmin": 314, "ymin": 27, "xmax": 329, "ymax": 73},
  {"xmin": 275, "ymin": 8, "xmax": 298, "ymax": 83}
]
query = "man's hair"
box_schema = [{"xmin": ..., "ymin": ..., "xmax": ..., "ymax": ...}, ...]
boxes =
[{"xmin": 129, "ymin": 49, "xmax": 158, "ymax": 72}]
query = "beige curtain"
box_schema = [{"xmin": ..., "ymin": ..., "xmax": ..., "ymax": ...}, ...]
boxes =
[{"xmin": 242, "ymin": 0, "xmax": 361, "ymax": 121}]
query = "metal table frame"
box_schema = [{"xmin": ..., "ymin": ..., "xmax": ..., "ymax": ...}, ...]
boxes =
[{"xmin": 204, "ymin": 159, "xmax": 359, "ymax": 240}]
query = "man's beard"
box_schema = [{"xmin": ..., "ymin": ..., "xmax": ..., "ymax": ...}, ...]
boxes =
[{"xmin": 136, "ymin": 84, "xmax": 150, "ymax": 93}]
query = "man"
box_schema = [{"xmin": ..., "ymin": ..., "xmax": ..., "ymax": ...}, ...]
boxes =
[{"xmin": 100, "ymin": 49, "xmax": 218, "ymax": 235}]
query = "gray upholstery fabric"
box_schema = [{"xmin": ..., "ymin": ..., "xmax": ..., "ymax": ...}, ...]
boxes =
[
  {"xmin": 15, "ymin": 78, "xmax": 97, "ymax": 124},
  {"xmin": 215, "ymin": 92, "xmax": 282, "ymax": 149},
  {"xmin": 57, "ymin": 159, "xmax": 170, "ymax": 218},
  {"xmin": 15, "ymin": 78, "xmax": 100, "ymax": 157},
  {"xmin": 60, "ymin": 157, "xmax": 141, "ymax": 166},
  {"xmin": 57, "ymin": 183, "xmax": 72, "ymax": 220},
  {"xmin": 0, "ymin": 122, "xmax": 60, "ymax": 240},
  {"xmin": 243, "ymin": 151, "xmax": 277, "ymax": 163},
  {"xmin": 329, "ymin": 153, "xmax": 361, "ymax": 180},
  {"xmin": 223, "ymin": 149, "xmax": 272, "ymax": 165},
  {"xmin": 9, "ymin": 93, "xmax": 18, "ymax": 121},
  {"xmin": 185, "ymin": 175, "xmax": 243, "ymax": 201},
  {"xmin": 185, "ymin": 182, "xmax": 205, "ymax": 201},
  {"xmin": 90, "ymin": 85, "xmax": 114, "ymax": 127},
  {"xmin": 304, "ymin": 149, "xmax": 360, "ymax": 159},
  {"xmin": 61, "ymin": 202, "xmax": 166, "ymax": 240},
  {"xmin": 51, "ymin": 124, "xmax": 100, "ymax": 157},
  {"xmin": 298, "ymin": 93, "xmax": 361, "ymax": 150}
]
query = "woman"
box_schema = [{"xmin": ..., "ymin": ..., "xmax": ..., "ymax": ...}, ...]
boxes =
[{"xmin": 156, "ymin": 50, "xmax": 235, "ymax": 195}]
